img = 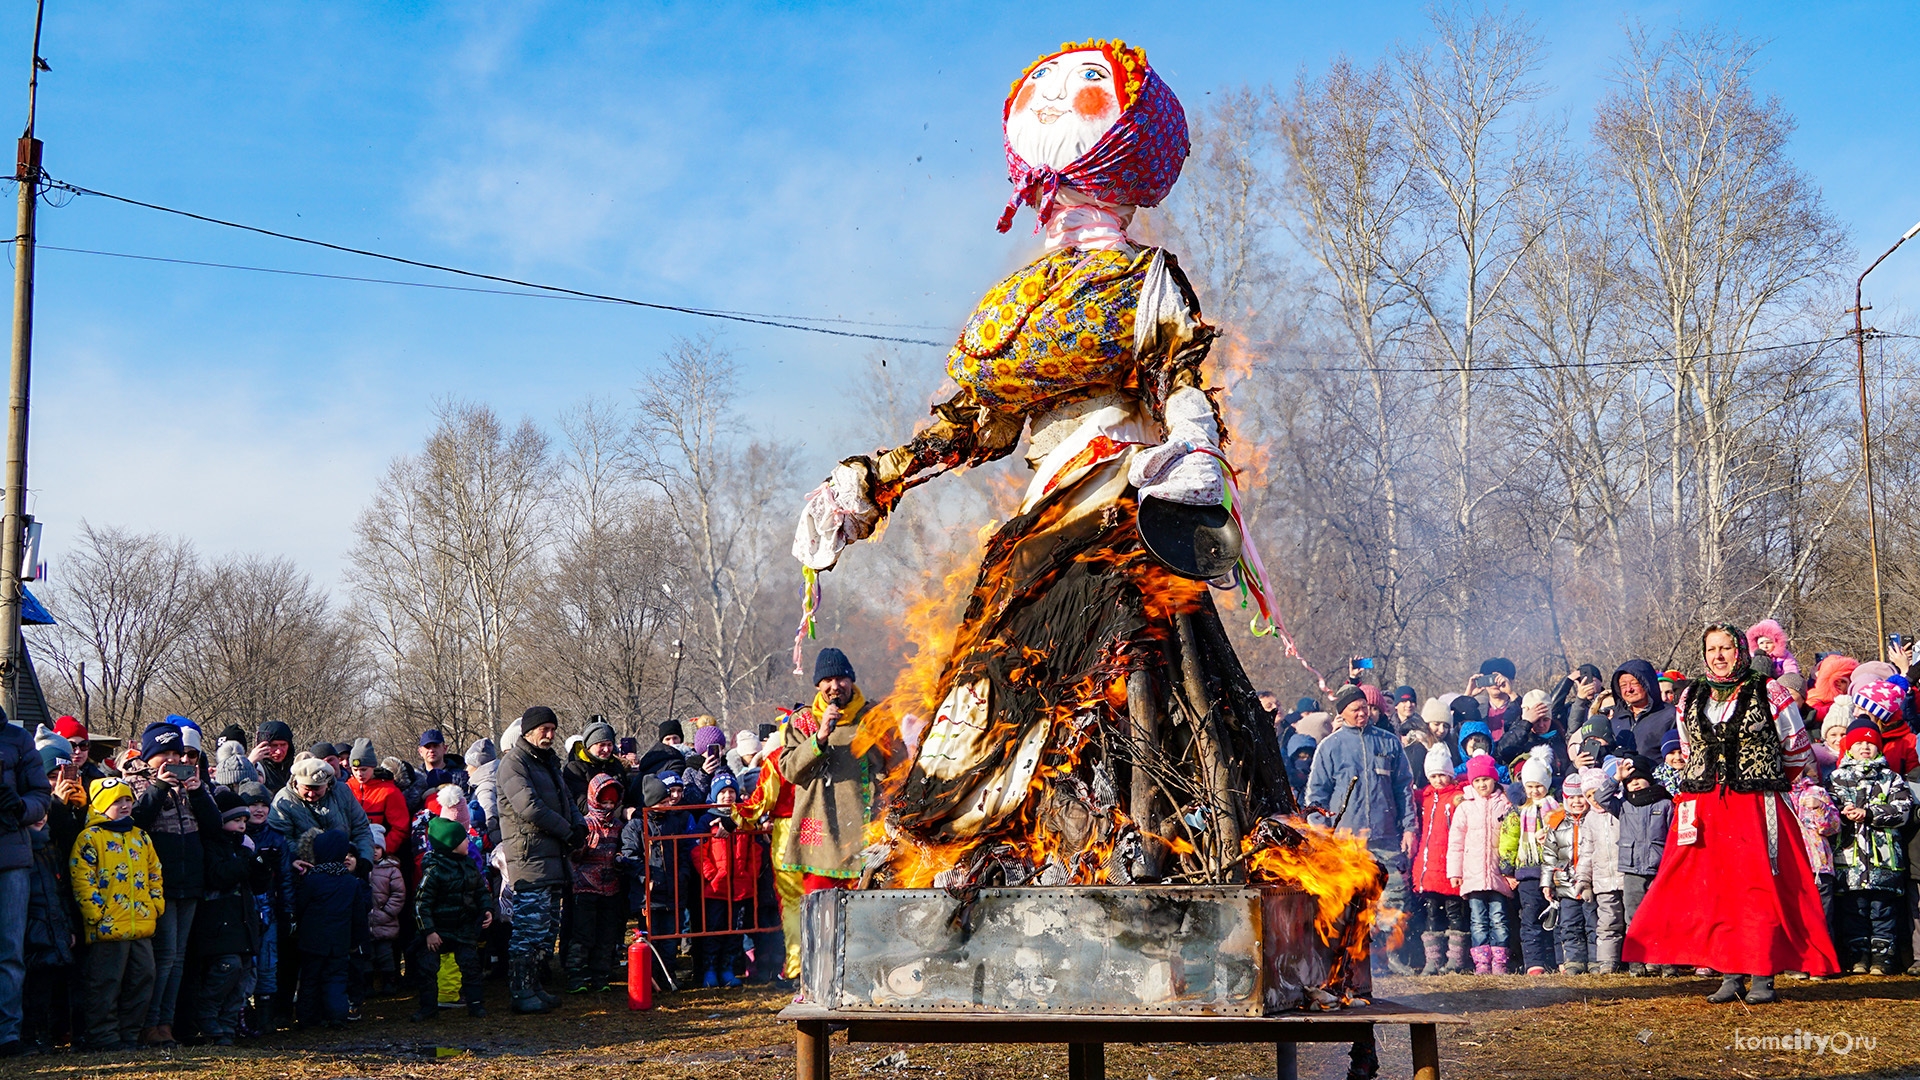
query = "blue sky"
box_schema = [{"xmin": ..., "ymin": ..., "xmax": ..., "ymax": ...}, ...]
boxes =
[{"xmin": 12, "ymin": 0, "xmax": 1919, "ymax": 591}]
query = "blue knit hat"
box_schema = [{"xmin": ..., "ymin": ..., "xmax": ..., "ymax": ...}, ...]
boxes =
[
  {"xmin": 312, "ymin": 828, "xmax": 350, "ymax": 864},
  {"xmin": 140, "ymin": 721, "xmax": 184, "ymax": 758}
]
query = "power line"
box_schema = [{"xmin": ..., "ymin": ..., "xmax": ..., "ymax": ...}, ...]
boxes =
[{"xmin": 36, "ymin": 176, "xmax": 953, "ymax": 347}]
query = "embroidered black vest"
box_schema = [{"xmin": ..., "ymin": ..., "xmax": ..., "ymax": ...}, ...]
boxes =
[{"xmin": 1675, "ymin": 676, "xmax": 1789, "ymax": 793}]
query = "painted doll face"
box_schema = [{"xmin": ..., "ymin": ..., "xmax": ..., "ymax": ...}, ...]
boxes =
[{"xmin": 1007, "ymin": 49, "xmax": 1124, "ymax": 170}]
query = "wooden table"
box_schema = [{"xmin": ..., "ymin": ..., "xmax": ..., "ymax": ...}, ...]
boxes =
[{"xmin": 780, "ymin": 1001, "xmax": 1466, "ymax": 1080}]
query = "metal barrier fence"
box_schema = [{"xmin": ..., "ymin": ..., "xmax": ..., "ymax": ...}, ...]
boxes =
[{"xmin": 632, "ymin": 799, "xmax": 783, "ymax": 947}]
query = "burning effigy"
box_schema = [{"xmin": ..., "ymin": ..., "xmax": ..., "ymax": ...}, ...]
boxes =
[{"xmin": 792, "ymin": 39, "xmax": 1382, "ymax": 1014}]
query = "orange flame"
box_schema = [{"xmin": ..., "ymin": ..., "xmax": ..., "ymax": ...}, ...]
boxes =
[{"xmin": 1241, "ymin": 825, "xmax": 1384, "ymax": 946}]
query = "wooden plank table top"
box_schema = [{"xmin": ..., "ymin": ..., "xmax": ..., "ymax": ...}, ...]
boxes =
[{"xmin": 780, "ymin": 999, "xmax": 1464, "ymax": 1080}]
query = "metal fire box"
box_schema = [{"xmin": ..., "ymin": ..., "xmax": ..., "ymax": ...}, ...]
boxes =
[{"xmin": 800, "ymin": 886, "xmax": 1364, "ymax": 1016}]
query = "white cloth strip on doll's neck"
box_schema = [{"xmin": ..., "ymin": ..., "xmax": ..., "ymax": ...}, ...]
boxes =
[{"xmin": 1044, "ymin": 189, "xmax": 1136, "ymax": 252}]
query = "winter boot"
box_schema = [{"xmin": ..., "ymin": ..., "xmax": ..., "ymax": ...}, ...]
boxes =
[
  {"xmin": 1419, "ymin": 932, "xmax": 1446, "ymax": 976},
  {"xmin": 1445, "ymin": 931, "xmax": 1470, "ymax": 974},
  {"xmin": 510, "ymin": 960, "xmax": 552, "ymax": 1015},
  {"xmin": 1470, "ymin": 945, "xmax": 1492, "ymax": 975},
  {"xmin": 1743, "ymin": 975, "xmax": 1777, "ymax": 1004},
  {"xmin": 1706, "ymin": 974, "xmax": 1747, "ymax": 1003},
  {"xmin": 1488, "ymin": 946, "xmax": 1510, "ymax": 974},
  {"xmin": 1868, "ymin": 940, "xmax": 1895, "ymax": 976},
  {"xmin": 1561, "ymin": 961, "xmax": 1586, "ymax": 976},
  {"xmin": 1628, "ymin": 962, "xmax": 1649, "ymax": 976},
  {"xmin": 701, "ymin": 956, "xmax": 720, "ymax": 989}
]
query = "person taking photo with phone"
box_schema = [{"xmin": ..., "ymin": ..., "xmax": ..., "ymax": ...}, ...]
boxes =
[{"xmin": 122, "ymin": 719, "xmax": 220, "ymax": 1048}]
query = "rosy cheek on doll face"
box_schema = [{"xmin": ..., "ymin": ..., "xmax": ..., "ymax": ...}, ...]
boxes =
[
  {"xmin": 1073, "ymin": 85, "xmax": 1115, "ymax": 120},
  {"xmin": 1012, "ymin": 82, "xmax": 1035, "ymax": 114}
]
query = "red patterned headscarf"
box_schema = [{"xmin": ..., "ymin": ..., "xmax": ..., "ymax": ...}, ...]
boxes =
[{"xmin": 997, "ymin": 39, "xmax": 1188, "ymax": 234}]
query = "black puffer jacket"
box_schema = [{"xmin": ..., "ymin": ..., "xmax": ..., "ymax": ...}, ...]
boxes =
[
  {"xmin": 124, "ymin": 758, "xmax": 220, "ymax": 898},
  {"xmin": 497, "ymin": 736, "xmax": 584, "ymax": 888}
]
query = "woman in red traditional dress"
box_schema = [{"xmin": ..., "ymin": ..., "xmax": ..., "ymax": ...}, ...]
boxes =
[{"xmin": 1623, "ymin": 623, "xmax": 1840, "ymax": 1002}]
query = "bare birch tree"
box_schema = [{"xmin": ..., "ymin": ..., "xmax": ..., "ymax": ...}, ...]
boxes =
[{"xmin": 44, "ymin": 523, "xmax": 202, "ymax": 738}]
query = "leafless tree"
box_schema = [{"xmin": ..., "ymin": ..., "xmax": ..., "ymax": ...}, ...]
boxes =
[
  {"xmin": 632, "ymin": 338, "xmax": 796, "ymax": 724},
  {"xmin": 347, "ymin": 400, "xmax": 554, "ymax": 745},
  {"xmin": 162, "ymin": 553, "xmax": 369, "ymax": 735},
  {"xmin": 43, "ymin": 523, "xmax": 202, "ymax": 739}
]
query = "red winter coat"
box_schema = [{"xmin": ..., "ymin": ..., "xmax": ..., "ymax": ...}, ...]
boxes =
[
  {"xmin": 349, "ymin": 775, "xmax": 411, "ymax": 855},
  {"xmin": 1413, "ymin": 782, "xmax": 1463, "ymax": 895},
  {"xmin": 692, "ymin": 827, "xmax": 762, "ymax": 902}
]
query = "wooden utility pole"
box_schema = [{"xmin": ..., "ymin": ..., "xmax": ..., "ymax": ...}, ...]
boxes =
[
  {"xmin": 1850, "ymin": 218, "xmax": 1920, "ymax": 663},
  {"xmin": 1, "ymin": 0, "xmax": 45, "ymax": 724}
]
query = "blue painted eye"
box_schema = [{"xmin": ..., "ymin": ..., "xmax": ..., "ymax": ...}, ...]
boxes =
[
  {"xmin": 1030, "ymin": 65, "xmax": 1052, "ymax": 80},
  {"xmin": 1081, "ymin": 68, "xmax": 1105, "ymax": 80}
]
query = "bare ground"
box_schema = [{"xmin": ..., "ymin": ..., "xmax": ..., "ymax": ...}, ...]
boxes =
[{"xmin": 16, "ymin": 972, "xmax": 1919, "ymax": 1080}]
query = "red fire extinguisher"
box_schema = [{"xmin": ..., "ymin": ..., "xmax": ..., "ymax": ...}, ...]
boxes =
[{"xmin": 628, "ymin": 932, "xmax": 653, "ymax": 1011}]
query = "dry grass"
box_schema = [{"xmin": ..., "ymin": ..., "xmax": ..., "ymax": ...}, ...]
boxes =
[{"xmin": 15, "ymin": 972, "xmax": 1919, "ymax": 1080}]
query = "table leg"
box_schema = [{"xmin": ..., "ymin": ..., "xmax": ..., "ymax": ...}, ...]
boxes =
[
  {"xmin": 1411, "ymin": 1023, "xmax": 1439, "ymax": 1080},
  {"xmin": 797, "ymin": 1019, "xmax": 830, "ymax": 1080},
  {"xmin": 1068, "ymin": 1042, "xmax": 1084, "ymax": 1080},
  {"xmin": 1276, "ymin": 1041, "xmax": 1297, "ymax": 1080},
  {"xmin": 1084, "ymin": 1042, "xmax": 1105, "ymax": 1080}
]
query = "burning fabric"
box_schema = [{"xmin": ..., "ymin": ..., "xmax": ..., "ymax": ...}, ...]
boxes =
[{"xmin": 792, "ymin": 39, "xmax": 1380, "ymax": 1008}]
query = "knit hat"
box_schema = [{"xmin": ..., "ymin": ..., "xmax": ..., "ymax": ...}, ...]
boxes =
[
  {"xmin": 1561, "ymin": 775, "xmax": 1584, "ymax": 796},
  {"xmin": 520, "ymin": 705, "xmax": 560, "ymax": 733},
  {"xmin": 1423, "ymin": 742, "xmax": 1455, "ymax": 777},
  {"xmin": 1777, "ymin": 671, "xmax": 1807, "ymax": 695},
  {"xmin": 1360, "ymin": 683, "xmax": 1388, "ymax": 714},
  {"xmin": 179, "ymin": 726, "xmax": 203, "ymax": 754},
  {"xmin": 657, "ymin": 719, "xmax": 684, "ymax": 742},
  {"xmin": 734, "ymin": 730, "xmax": 762, "ymax": 757},
  {"xmin": 312, "ymin": 829, "xmax": 350, "ymax": 864},
  {"xmin": 1521, "ymin": 688, "xmax": 1549, "ymax": 711},
  {"xmin": 1465, "ymin": 755, "xmax": 1499, "ymax": 781},
  {"xmin": 234, "ymin": 780, "xmax": 271, "ymax": 805},
  {"xmin": 1292, "ymin": 712, "xmax": 1332, "ymax": 742},
  {"xmin": 88, "ymin": 776, "xmax": 134, "ymax": 815},
  {"xmin": 437, "ymin": 783, "xmax": 466, "ymax": 811},
  {"xmin": 465, "ymin": 738, "xmax": 498, "ymax": 771},
  {"xmin": 582, "ymin": 720, "xmax": 618, "ymax": 749},
  {"xmin": 813, "ymin": 647, "xmax": 856, "ymax": 684},
  {"xmin": 1520, "ymin": 753, "xmax": 1553, "ymax": 790},
  {"xmin": 291, "ymin": 757, "xmax": 335, "ymax": 786},
  {"xmin": 1331, "ymin": 685, "xmax": 1367, "ymax": 718},
  {"xmin": 369, "ymin": 823, "xmax": 388, "ymax": 853},
  {"xmin": 309, "ymin": 741, "xmax": 339, "ymax": 759},
  {"xmin": 693, "ymin": 724, "xmax": 727, "ymax": 755},
  {"xmin": 1392, "ymin": 685, "xmax": 1418, "ymax": 704},
  {"xmin": 1479, "ymin": 657, "xmax": 1516, "ymax": 682},
  {"xmin": 711, "ymin": 772, "xmax": 738, "ymax": 795},
  {"xmin": 1842, "ymin": 716, "xmax": 1884, "ymax": 754},
  {"xmin": 656, "ymin": 769, "xmax": 685, "ymax": 788},
  {"xmin": 1853, "ymin": 681, "xmax": 1903, "ymax": 726},
  {"xmin": 1820, "ymin": 710, "xmax": 1851, "ymax": 741},
  {"xmin": 214, "ymin": 789, "xmax": 250, "ymax": 822},
  {"xmin": 426, "ymin": 815, "xmax": 465, "ymax": 853},
  {"xmin": 54, "ymin": 715, "xmax": 88, "ymax": 743},
  {"xmin": 167, "ymin": 713, "xmax": 200, "ymax": 735},
  {"xmin": 141, "ymin": 721, "xmax": 184, "ymax": 759},
  {"xmin": 256, "ymin": 719, "xmax": 294, "ymax": 745},
  {"xmin": 214, "ymin": 738, "xmax": 260, "ymax": 788},
  {"xmin": 34, "ymin": 724, "xmax": 71, "ymax": 774},
  {"xmin": 348, "ymin": 737, "xmax": 378, "ymax": 768},
  {"xmin": 1660, "ymin": 731, "xmax": 1683, "ymax": 755}
]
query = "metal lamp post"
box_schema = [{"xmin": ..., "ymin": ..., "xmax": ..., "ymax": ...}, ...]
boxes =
[{"xmin": 1852, "ymin": 218, "xmax": 1920, "ymax": 661}]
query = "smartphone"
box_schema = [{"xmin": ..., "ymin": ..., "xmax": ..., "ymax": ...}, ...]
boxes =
[
  {"xmin": 1353, "ymin": 657, "xmax": 1375, "ymax": 669},
  {"xmin": 1892, "ymin": 634, "xmax": 1906, "ymax": 652},
  {"xmin": 163, "ymin": 762, "xmax": 196, "ymax": 783},
  {"xmin": 55, "ymin": 763, "xmax": 78, "ymax": 785}
]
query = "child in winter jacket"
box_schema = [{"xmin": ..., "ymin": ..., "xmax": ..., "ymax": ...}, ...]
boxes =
[
  {"xmin": 1411, "ymin": 743, "xmax": 1465, "ymax": 975},
  {"xmin": 192, "ymin": 791, "xmax": 269, "ymax": 1044},
  {"xmin": 236, "ymin": 780, "xmax": 284, "ymax": 1032},
  {"xmin": 1540, "ymin": 776, "xmax": 1591, "ymax": 973},
  {"xmin": 413, "ymin": 816, "xmax": 494, "ymax": 1020},
  {"xmin": 1652, "ymin": 732, "xmax": 1685, "ymax": 796},
  {"xmin": 1577, "ymin": 767, "xmax": 1626, "ymax": 973},
  {"xmin": 1790, "ymin": 775, "xmax": 1842, "ymax": 915},
  {"xmin": 69, "ymin": 777, "xmax": 165, "ymax": 1051},
  {"xmin": 367, "ymin": 823, "xmax": 407, "ymax": 993},
  {"xmin": 292, "ymin": 828, "xmax": 369, "ymax": 1028},
  {"xmin": 566, "ymin": 774, "xmax": 628, "ymax": 993},
  {"xmin": 1604, "ymin": 755, "xmax": 1672, "ymax": 976},
  {"xmin": 1500, "ymin": 754, "xmax": 1559, "ymax": 975},
  {"xmin": 1446, "ymin": 755, "xmax": 1514, "ymax": 974},
  {"xmin": 1829, "ymin": 719, "xmax": 1915, "ymax": 974},
  {"xmin": 22, "ymin": 813, "xmax": 76, "ymax": 1051},
  {"xmin": 690, "ymin": 775, "xmax": 761, "ymax": 988}
]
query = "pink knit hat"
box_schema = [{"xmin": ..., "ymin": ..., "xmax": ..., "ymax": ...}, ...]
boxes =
[
  {"xmin": 1853, "ymin": 680, "xmax": 1904, "ymax": 726},
  {"xmin": 1465, "ymin": 755, "xmax": 1499, "ymax": 781}
]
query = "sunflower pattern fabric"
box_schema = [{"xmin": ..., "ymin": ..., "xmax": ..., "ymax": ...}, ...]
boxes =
[{"xmin": 946, "ymin": 245, "xmax": 1150, "ymax": 411}]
